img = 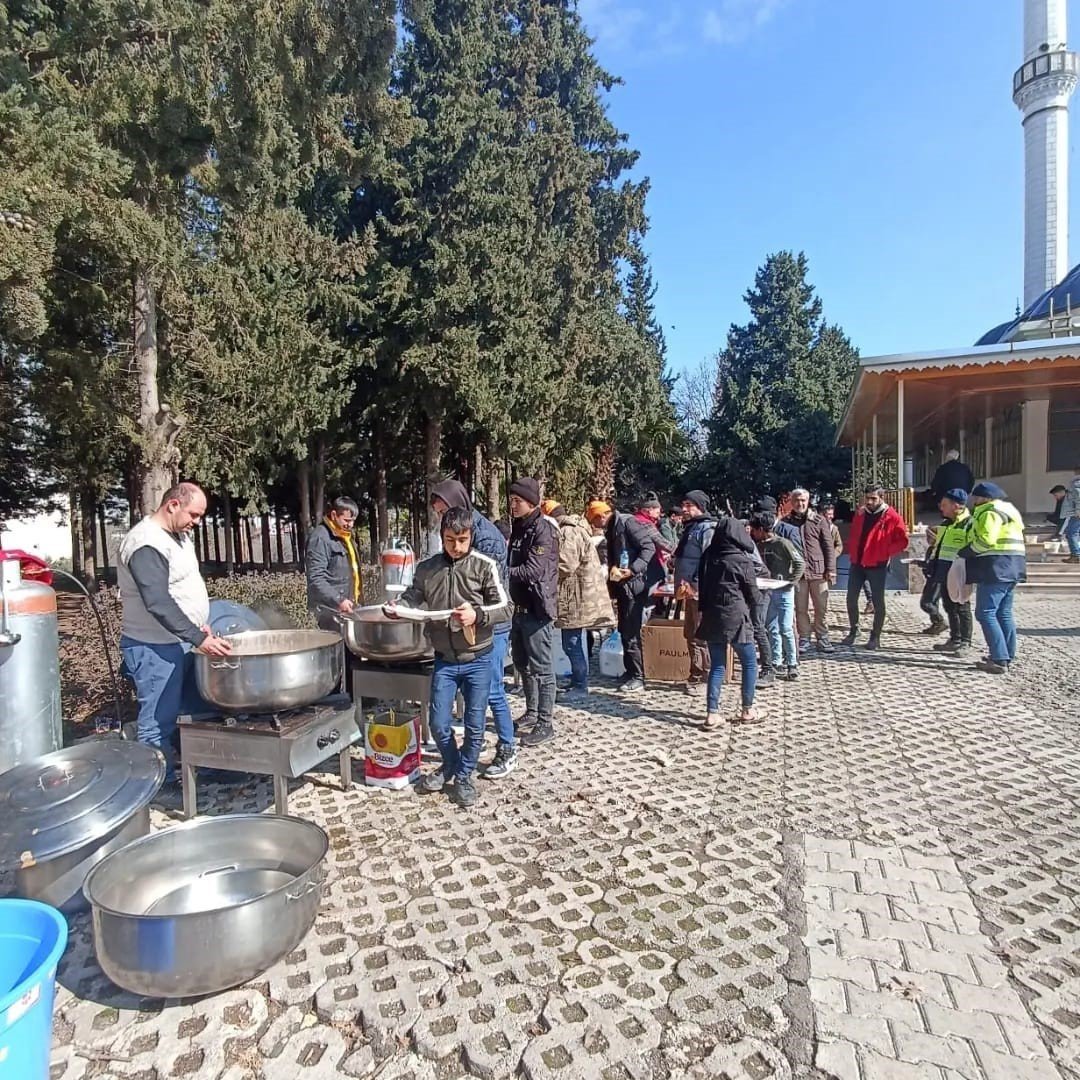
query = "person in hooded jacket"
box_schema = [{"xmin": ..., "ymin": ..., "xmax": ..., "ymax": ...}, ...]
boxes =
[
  {"xmin": 673, "ymin": 490, "xmax": 717, "ymax": 692},
  {"xmin": 548, "ymin": 502, "xmax": 615, "ymax": 698},
  {"xmin": 430, "ymin": 479, "xmax": 517, "ymax": 779},
  {"xmin": 696, "ymin": 524, "xmax": 763, "ymax": 729}
]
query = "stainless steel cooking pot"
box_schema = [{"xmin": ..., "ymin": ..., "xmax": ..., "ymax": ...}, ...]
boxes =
[
  {"xmin": 338, "ymin": 606, "xmax": 432, "ymax": 662},
  {"xmin": 83, "ymin": 813, "xmax": 328, "ymax": 998},
  {"xmin": 0, "ymin": 741, "xmax": 165, "ymax": 914},
  {"xmin": 194, "ymin": 629, "xmax": 343, "ymax": 712}
]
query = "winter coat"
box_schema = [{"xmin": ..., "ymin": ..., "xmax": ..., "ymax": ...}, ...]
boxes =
[
  {"xmin": 959, "ymin": 499, "xmax": 1027, "ymax": 585},
  {"xmin": 695, "ymin": 534, "xmax": 760, "ymax": 645},
  {"xmin": 848, "ymin": 505, "xmax": 909, "ymax": 569},
  {"xmin": 781, "ymin": 511, "xmax": 836, "ymax": 580},
  {"xmin": 1061, "ymin": 477, "xmax": 1080, "ymax": 522},
  {"xmin": 673, "ymin": 514, "xmax": 717, "ymax": 590},
  {"xmin": 929, "ymin": 459, "xmax": 975, "ymax": 499},
  {"xmin": 397, "ymin": 549, "xmax": 511, "ymax": 662},
  {"xmin": 430, "ymin": 479, "xmax": 509, "ymax": 627},
  {"xmin": 305, "ymin": 522, "xmax": 358, "ymax": 627},
  {"xmin": 508, "ymin": 508, "xmax": 559, "ymax": 621},
  {"xmin": 606, "ymin": 513, "xmax": 663, "ymax": 600},
  {"xmin": 556, "ymin": 515, "xmax": 615, "ymax": 630}
]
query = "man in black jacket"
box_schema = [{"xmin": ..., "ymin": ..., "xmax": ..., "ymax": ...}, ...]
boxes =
[
  {"xmin": 508, "ymin": 478, "xmax": 560, "ymax": 746},
  {"xmin": 596, "ymin": 506, "xmax": 662, "ymax": 692},
  {"xmin": 305, "ymin": 496, "xmax": 362, "ymax": 631}
]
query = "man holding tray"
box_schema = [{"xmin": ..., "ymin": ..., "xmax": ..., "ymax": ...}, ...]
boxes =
[{"xmin": 386, "ymin": 507, "xmax": 511, "ymax": 808}]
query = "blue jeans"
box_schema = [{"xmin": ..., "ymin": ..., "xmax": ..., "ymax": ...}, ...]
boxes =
[
  {"xmin": 561, "ymin": 629, "xmax": 588, "ymax": 690},
  {"xmin": 487, "ymin": 627, "xmax": 514, "ymax": 746},
  {"xmin": 429, "ymin": 653, "xmax": 492, "ymax": 781},
  {"xmin": 766, "ymin": 588, "xmax": 797, "ymax": 668},
  {"xmin": 706, "ymin": 640, "xmax": 758, "ymax": 713},
  {"xmin": 120, "ymin": 637, "xmax": 205, "ymax": 782},
  {"xmin": 974, "ymin": 582, "xmax": 1017, "ymax": 664},
  {"xmin": 1065, "ymin": 516, "xmax": 1080, "ymax": 556}
]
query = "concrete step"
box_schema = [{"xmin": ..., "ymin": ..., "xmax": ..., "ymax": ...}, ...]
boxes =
[
  {"xmin": 1024, "ymin": 562, "xmax": 1080, "ymax": 575},
  {"xmin": 1017, "ymin": 580, "xmax": 1080, "ymax": 596}
]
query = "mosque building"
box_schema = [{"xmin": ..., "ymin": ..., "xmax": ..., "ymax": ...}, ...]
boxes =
[{"xmin": 838, "ymin": 0, "xmax": 1080, "ymax": 521}]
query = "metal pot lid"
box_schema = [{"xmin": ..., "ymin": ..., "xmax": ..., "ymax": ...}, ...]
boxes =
[{"xmin": 0, "ymin": 740, "xmax": 165, "ymax": 870}]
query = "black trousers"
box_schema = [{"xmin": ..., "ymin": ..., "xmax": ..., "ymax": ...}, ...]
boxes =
[
  {"xmin": 752, "ymin": 593, "xmax": 774, "ymax": 673},
  {"xmin": 847, "ymin": 565, "xmax": 888, "ymax": 638},
  {"xmin": 920, "ymin": 578, "xmax": 944, "ymax": 623},
  {"xmin": 616, "ymin": 593, "xmax": 648, "ymax": 679},
  {"xmin": 942, "ymin": 592, "xmax": 973, "ymax": 645}
]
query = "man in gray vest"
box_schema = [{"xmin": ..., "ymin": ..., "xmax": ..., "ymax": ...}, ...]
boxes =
[{"xmin": 118, "ymin": 483, "xmax": 231, "ymax": 789}]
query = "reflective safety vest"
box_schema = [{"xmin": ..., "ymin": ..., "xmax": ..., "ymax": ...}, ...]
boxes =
[
  {"xmin": 931, "ymin": 508, "xmax": 972, "ymax": 564},
  {"xmin": 967, "ymin": 500, "xmax": 1025, "ymax": 558}
]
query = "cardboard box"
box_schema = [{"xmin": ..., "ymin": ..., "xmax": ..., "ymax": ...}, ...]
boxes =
[
  {"xmin": 642, "ymin": 617, "xmax": 735, "ymax": 684},
  {"xmin": 642, "ymin": 617, "xmax": 690, "ymax": 683}
]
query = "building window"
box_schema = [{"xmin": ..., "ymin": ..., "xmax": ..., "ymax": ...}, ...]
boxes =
[
  {"xmin": 966, "ymin": 420, "xmax": 986, "ymax": 479},
  {"xmin": 1048, "ymin": 388, "xmax": 1080, "ymax": 472},
  {"xmin": 992, "ymin": 406, "xmax": 1022, "ymax": 476}
]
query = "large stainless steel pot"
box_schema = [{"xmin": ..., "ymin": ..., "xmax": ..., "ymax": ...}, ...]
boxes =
[
  {"xmin": 339, "ymin": 606, "xmax": 432, "ymax": 662},
  {"xmin": 0, "ymin": 741, "xmax": 164, "ymax": 914},
  {"xmin": 194, "ymin": 629, "xmax": 342, "ymax": 712},
  {"xmin": 83, "ymin": 814, "xmax": 328, "ymax": 998}
]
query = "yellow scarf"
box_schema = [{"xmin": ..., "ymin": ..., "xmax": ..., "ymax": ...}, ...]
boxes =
[{"xmin": 325, "ymin": 516, "xmax": 361, "ymax": 603}]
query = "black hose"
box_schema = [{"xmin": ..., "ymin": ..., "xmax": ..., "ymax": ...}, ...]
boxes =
[{"xmin": 50, "ymin": 567, "xmax": 125, "ymax": 735}]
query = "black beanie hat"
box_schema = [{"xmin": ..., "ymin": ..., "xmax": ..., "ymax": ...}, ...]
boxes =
[
  {"xmin": 683, "ymin": 489, "xmax": 710, "ymax": 513},
  {"xmin": 509, "ymin": 477, "xmax": 540, "ymax": 506}
]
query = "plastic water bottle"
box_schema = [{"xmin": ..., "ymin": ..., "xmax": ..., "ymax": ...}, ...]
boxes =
[{"xmin": 619, "ymin": 550, "xmax": 629, "ymax": 571}]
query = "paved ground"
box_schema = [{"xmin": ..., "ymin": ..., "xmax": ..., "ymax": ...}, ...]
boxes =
[{"xmin": 42, "ymin": 593, "xmax": 1080, "ymax": 1080}]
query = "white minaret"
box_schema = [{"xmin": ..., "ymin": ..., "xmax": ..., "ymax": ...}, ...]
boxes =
[{"xmin": 1014, "ymin": 0, "xmax": 1079, "ymax": 307}]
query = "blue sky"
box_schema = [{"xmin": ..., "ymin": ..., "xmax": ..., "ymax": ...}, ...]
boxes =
[{"xmin": 579, "ymin": 0, "xmax": 1077, "ymax": 371}]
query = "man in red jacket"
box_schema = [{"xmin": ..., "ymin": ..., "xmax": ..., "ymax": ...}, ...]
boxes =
[{"xmin": 842, "ymin": 484, "xmax": 909, "ymax": 650}]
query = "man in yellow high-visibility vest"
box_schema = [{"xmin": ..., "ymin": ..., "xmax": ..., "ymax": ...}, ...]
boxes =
[{"xmin": 958, "ymin": 482, "xmax": 1026, "ymax": 675}]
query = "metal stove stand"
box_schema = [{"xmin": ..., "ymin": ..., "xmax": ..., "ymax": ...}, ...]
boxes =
[
  {"xmin": 177, "ymin": 693, "xmax": 360, "ymax": 818},
  {"xmin": 350, "ymin": 658, "xmax": 434, "ymax": 742}
]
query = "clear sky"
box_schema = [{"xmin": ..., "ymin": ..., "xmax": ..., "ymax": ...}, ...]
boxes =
[{"xmin": 579, "ymin": 0, "xmax": 1079, "ymax": 370}]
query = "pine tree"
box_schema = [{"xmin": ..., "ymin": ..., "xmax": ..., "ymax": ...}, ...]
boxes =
[{"xmin": 705, "ymin": 251, "xmax": 857, "ymax": 505}]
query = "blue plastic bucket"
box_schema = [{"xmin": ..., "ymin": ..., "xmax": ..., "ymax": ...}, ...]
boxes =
[{"xmin": 0, "ymin": 899, "xmax": 69, "ymax": 1080}]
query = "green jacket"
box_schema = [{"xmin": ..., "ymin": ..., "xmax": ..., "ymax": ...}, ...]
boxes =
[{"xmin": 758, "ymin": 534, "xmax": 804, "ymax": 589}]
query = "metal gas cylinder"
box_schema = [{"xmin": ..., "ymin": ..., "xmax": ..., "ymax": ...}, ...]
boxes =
[{"xmin": 0, "ymin": 551, "xmax": 62, "ymax": 774}]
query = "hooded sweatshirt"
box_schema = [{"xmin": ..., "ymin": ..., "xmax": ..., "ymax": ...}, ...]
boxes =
[
  {"xmin": 430, "ymin": 480, "xmax": 510, "ymax": 628},
  {"xmin": 1062, "ymin": 476, "xmax": 1080, "ymax": 522}
]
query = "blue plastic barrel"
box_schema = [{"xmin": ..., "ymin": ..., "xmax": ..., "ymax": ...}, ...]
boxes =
[{"xmin": 0, "ymin": 899, "xmax": 69, "ymax": 1080}]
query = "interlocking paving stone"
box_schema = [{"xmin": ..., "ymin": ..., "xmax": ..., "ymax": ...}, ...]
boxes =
[{"xmin": 29, "ymin": 594, "xmax": 1080, "ymax": 1077}]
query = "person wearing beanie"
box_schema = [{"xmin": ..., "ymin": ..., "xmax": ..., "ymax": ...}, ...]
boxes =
[
  {"xmin": 842, "ymin": 484, "xmax": 909, "ymax": 650},
  {"xmin": 592, "ymin": 502, "xmax": 661, "ymax": 692},
  {"xmin": 549, "ymin": 501, "xmax": 615, "ymax": 699},
  {"xmin": 508, "ymin": 478, "xmax": 560, "ymax": 744},
  {"xmin": 430, "ymin": 479, "xmax": 517, "ymax": 780},
  {"xmin": 927, "ymin": 489, "xmax": 973, "ymax": 656},
  {"xmin": 959, "ymin": 483, "xmax": 1026, "ymax": 674},
  {"xmin": 1058, "ymin": 465, "xmax": 1080, "ymax": 563},
  {"xmin": 673, "ymin": 491, "xmax": 718, "ymax": 691}
]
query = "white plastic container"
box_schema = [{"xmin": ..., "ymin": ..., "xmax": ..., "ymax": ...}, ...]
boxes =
[
  {"xmin": 552, "ymin": 633, "xmax": 573, "ymax": 679},
  {"xmin": 599, "ymin": 631, "xmax": 624, "ymax": 678}
]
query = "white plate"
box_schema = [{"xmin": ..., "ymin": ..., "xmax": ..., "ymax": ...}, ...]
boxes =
[{"xmin": 382, "ymin": 605, "xmax": 456, "ymax": 622}]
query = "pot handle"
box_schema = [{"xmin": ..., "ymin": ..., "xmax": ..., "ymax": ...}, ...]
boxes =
[
  {"xmin": 286, "ymin": 865, "xmax": 327, "ymax": 903},
  {"xmin": 199, "ymin": 864, "xmax": 239, "ymax": 877},
  {"xmin": 210, "ymin": 660, "xmax": 241, "ymax": 670}
]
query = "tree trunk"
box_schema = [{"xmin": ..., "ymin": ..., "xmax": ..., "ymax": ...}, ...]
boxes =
[
  {"xmin": 593, "ymin": 442, "xmax": 617, "ymax": 502},
  {"xmin": 123, "ymin": 452, "xmax": 140, "ymax": 525},
  {"xmin": 69, "ymin": 490, "xmax": 83, "ymax": 581},
  {"xmin": 313, "ymin": 437, "xmax": 327, "ymax": 523},
  {"xmin": 297, "ymin": 459, "xmax": 313, "ymax": 538},
  {"xmin": 260, "ymin": 513, "xmax": 272, "ymax": 570},
  {"xmin": 97, "ymin": 505, "xmax": 110, "ymax": 575},
  {"xmin": 472, "ymin": 444, "xmax": 483, "ymax": 506},
  {"xmin": 485, "ymin": 449, "xmax": 501, "ymax": 520},
  {"xmin": 245, "ymin": 518, "xmax": 256, "ymax": 570},
  {"xmin": 423, "ymin": 413, "xmax": 443, "ymax": 542},
  {"xmin": 367, "ymin": 504, "xmax": 378, "ymax": 562},
  {"xmin": 275, "ymin": 514, "xmax": 285, "ymax": 567},
  {"xmin": 79, "ymin": 487, "xmax": 96, "ymax": 588},
  {"xmin": 133, "ymin": 264, "xmax": 181, "ymax": 516},
  {"xmin": 222, "ymin": 492, "xmax": 235, "ymax": 574},
  {"xmin": 212, "ymin": 513, "xmax": 221, "ymax": 564},
  {"xmin": 374, "ymin": 432, "xmax": 389, "ymax": 547},
  {"xmin": 201, "ymin": 517, "xmax": 210, "ymax": 566}
]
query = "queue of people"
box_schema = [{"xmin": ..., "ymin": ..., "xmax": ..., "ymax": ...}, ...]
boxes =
[{"xmin": 115, "ymin": 473, "xmax": 1031, "ymax": 810}]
